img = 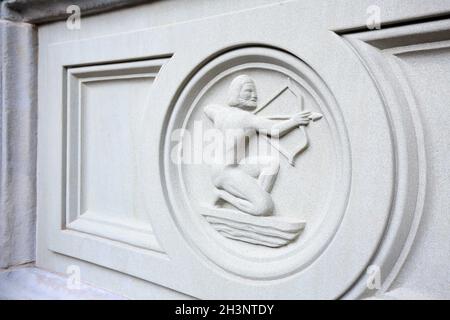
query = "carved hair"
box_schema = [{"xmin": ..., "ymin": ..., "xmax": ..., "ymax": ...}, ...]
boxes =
[{"xmin": 227, "ymin": 74, "xmax": 256, "ymax": 107}]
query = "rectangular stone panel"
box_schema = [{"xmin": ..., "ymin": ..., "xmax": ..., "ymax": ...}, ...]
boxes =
[{"xmin": 65, "ymin": 59, "xmax": 168, "ymax": 251}]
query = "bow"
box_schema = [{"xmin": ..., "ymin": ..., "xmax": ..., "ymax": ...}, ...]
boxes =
[{"xmin": 253, "ymin": 78, "xmax": 322, "ymax": 166}]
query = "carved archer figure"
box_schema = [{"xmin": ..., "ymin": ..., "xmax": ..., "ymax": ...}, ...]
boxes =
[{"xmin": 204, "ymin": 75, "xmax": 312, "ymax": 216}]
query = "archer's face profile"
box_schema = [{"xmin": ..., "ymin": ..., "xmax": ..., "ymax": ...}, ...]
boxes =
[
  {"xmin": 228, "ymin": 75, "xmax": 258, "ymax": 110},
  {"xmin": 238, "ymin": 82, "xmax": 258, "ymax": 109}
]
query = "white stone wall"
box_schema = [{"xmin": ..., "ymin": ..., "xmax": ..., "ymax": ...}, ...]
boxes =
[{"xmin": 1, "ymin": 0, "xmax": 449, "ymax": 299}]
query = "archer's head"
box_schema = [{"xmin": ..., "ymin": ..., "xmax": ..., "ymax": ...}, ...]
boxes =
[{"xmin": 227, "ymin": 75, "xmax": 258, "ymax": 110}]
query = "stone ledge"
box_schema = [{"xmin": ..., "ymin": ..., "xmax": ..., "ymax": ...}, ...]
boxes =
[{"xmin": 0, "ymin": 0, "xmax": 150, "ymax": 24}]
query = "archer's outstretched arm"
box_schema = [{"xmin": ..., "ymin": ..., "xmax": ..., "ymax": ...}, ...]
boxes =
[{"xmin": 250, "ymin": 111, "xmax": 311, "ymax": 137}]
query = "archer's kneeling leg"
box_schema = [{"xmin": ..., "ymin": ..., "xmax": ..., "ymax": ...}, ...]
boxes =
[
  {"xmin": 240, "ymin": 156, "xmax": 280, "ymax": 193},
  {"xmin": 213, "ymin": 167, "xmax": 274, "ymax": 216}
]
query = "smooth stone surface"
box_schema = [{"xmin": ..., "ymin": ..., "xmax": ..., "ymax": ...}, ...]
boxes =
[{"xmin": 0, "ymin": 266, "xmax": 124, "ymax": 300}]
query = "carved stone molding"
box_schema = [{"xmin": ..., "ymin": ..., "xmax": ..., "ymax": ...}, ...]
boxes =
[{"xmin": 341, "ymin": 19, "xmax": 450, "ymax": 299}]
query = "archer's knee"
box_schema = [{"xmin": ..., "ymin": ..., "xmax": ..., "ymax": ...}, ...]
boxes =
[{"xmin": 248, "ymin": 192, "xmax": 274, "ymax": 216}]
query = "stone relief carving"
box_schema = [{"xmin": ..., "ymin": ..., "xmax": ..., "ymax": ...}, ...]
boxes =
[
  {"xmin": 165, "ymin": 47, "xmax": 345, "ymax": 278},
  {"xmin": 201, "ymin": 75, "xmax": 323, "ymax": 247}
]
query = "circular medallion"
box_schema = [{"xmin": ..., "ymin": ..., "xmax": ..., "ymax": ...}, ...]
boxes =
[{"xmin": 164, "ymin": 47, "xmax": 350, "ymax": 279}]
